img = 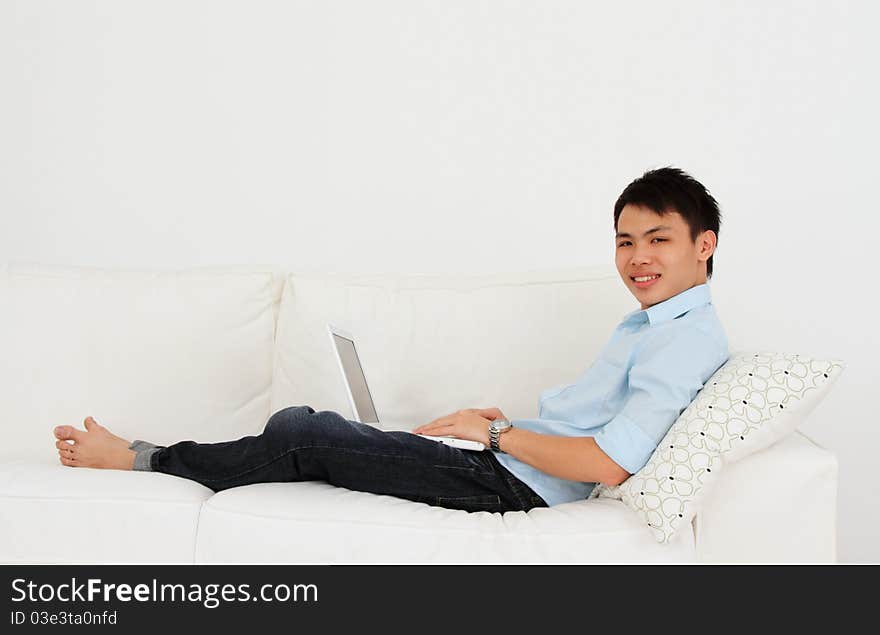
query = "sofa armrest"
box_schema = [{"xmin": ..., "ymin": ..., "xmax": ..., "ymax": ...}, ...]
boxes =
[{"xmin": 693, "ymin": 430, "xmax": 838, "ymax": 563}]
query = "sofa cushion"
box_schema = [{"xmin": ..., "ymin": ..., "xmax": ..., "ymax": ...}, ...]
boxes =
[
  {"xmin": 0, "ymin": 263, "xmax": 284, "ymax": 461},
  {"xmin": 193, "ymin": 481, "xmax": 695, "ymax": 563},
  {"xmin": 0, "ymin": 458, "xmax": 214, "ymax": 563},
  {"xmin": 592, "ymin": 351, "xmax": 844, "ymax": 544},
  {"xmin": 270, "ymin": 266, "xmax": 634, "ymax": 428}
]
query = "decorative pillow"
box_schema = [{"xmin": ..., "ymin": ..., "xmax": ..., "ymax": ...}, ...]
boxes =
[{"xmin": 589, "ymin": 351, "xmax": 845, "ymax": 544}]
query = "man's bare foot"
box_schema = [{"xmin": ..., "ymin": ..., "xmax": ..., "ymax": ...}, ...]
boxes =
[{"xmin": 53, "ymin": 416, "xmax": 136, "ymax": 470}]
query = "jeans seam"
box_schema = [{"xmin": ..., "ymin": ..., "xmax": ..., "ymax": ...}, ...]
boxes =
[
  {"xmin": 501, "ymin": 473, "xmax": 530, "ymax": 510},
  {"xmin": 431, "ymin": 464, "xmax": 496, "ymax": 478},
  {"xmin": 490, "ymin": 457, "xmax": 545, "ymax": 510},
  {"xmin": 436, "ymin": 494, "xmax": 502, "ymax": 507},
  {"xmin": 176, "ymin": 444, "xmax": 421, "ymax": 484}
]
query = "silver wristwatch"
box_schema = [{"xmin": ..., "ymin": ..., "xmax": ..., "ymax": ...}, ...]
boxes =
[{"xmin": 488, "ymin": 417, "xmax": 513, "ymax": 452}]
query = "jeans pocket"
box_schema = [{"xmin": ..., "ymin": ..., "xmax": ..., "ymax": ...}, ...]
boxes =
[{"xmin": 435, "ymin": 494, "xmax": 503, "ymax": 513}]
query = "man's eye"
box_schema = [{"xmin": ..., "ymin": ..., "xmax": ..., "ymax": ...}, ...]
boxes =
[{"xmin": 617, "ymin": 238, "xmax": 666, "ymax": 247}]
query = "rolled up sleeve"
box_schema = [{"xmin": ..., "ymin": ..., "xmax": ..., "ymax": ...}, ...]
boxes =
[{"xmin": 594, "ymin": 329, "xmax": 726, "ymax": 474}]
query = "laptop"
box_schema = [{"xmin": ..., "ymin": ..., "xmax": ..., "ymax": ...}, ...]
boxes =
[{"xmin": 326, "ymin": 323, "xmax": 486, "ymax": 451}]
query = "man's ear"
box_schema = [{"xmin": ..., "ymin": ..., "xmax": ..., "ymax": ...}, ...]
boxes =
[{"xmin": 698, "ymin": 230, "xmax": 717, "ymax": 261}]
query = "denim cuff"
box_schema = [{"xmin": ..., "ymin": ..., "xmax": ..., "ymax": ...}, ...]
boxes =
[
  {"xmin": 128, "ymin": 439, "xmax": 159, "ymax": 452},
  {"xmin": 128, "ymin": 440, "xmax": 160, "ymax": 472}
]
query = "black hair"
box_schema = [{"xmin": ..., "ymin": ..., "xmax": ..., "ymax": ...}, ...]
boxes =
[{"xmin": 613, "ymin": 166, "xmax": 722, "ymax": 279}]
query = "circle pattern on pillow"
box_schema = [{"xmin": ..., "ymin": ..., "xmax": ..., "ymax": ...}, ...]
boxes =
[{"xmin": 589, "ymin": 351, "xmax": 844, "ymax": 544}]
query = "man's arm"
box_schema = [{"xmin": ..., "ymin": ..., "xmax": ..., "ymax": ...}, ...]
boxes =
[
  {"xmin": 412, "ymin": 409, "xmax": 630, "ymax": 486},
  {"xmin": 498, "ymin": 428, "xmax": 631, "ymax": 487}
]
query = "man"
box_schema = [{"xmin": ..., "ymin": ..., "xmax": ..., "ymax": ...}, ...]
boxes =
[{"xmin": 52, "ymin": 166, "xmax": 729, "ymax": 514}]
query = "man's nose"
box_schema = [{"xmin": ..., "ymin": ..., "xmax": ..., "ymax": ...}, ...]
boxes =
[{"xmin": 631, "ymin": 251, "xmax": 651, "ymax": 264}]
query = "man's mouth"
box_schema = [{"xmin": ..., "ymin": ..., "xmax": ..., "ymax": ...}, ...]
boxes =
[{"xmin": 631, "ymin": 274, "xmax": 661, "ymax": 288}]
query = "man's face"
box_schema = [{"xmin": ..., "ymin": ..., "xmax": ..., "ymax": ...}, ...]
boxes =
[{"xmin": 615, "ymin": 204, "xmax": 716, "ymax": 310}]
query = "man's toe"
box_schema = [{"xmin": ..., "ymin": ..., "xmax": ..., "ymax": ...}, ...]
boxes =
[{"xmin": 54, "ymin": 425, "xmax": 83, "ymax": 442}]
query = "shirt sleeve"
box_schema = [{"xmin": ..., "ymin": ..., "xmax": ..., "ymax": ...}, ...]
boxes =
[{"xmin": 593, "ymin": 328, "xmax": 727, "ymax": 474}]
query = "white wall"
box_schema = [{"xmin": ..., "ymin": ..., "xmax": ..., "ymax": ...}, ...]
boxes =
[{"xmin": 2, "ymin": 0, "xmax": 877, "ymax": 561}]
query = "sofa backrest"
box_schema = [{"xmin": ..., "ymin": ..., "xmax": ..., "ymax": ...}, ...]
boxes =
[
  {"xmin": 1, "ymin": 262, "xmax": 636, "ymax": 462},
  {"xmin": 0, "ymin": 263, "xmax": 284, "ymax": 460},
  {"xmin": 270, "ymin": 265, "xmax": 634, "ymax": 428}
]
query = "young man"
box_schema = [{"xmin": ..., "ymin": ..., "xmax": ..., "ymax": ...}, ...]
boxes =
[{"xmin": 52, "ymin": 166, "xmax": 729, "ymax": 514}]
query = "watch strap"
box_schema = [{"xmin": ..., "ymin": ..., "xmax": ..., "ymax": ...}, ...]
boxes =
[{"xmin": 489, "ymin": 418, "xmax": 512, "ymax": 452}]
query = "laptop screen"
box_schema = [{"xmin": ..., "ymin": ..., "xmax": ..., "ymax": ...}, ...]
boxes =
[{"xmin": 331, "ymin": 332, "xmax": 380, "ymax": 424}]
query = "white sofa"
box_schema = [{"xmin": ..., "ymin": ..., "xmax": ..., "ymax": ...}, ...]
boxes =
[{"xmin": 0, "ymin": 263, "xmax": 838, "ymax": 563}]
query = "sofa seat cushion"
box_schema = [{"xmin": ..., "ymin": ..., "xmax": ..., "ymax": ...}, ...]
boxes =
[
  {"xmin": 0, "ymin": 459, "xmax": 213, "ymax": 563},
  {"xmin": 194, "ymin": 481, "xmax": 695, "ymax": 563}
]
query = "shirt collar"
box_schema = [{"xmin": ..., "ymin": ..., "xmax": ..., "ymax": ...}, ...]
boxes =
[{"xmin": 621, "ymin": 283, "xmax": 712, "ymax": 327}]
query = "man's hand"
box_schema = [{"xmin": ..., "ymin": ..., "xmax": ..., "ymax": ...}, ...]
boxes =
[
  {"xmin": 471, "ymin": 407, "xmax": 506, "ymax": 422},
  {"xmin": 412, "ymin": 408, "xmax": 507, "ymax": 447}
]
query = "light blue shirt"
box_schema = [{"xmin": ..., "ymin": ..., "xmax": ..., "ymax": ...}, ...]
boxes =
[{"xmin": 495, "ymin": 283, "xmax": 729, "ymax": 507}]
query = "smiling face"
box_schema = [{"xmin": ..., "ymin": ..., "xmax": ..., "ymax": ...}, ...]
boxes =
[{"xmin": 615, "ymin": 204, "xmax": 717, "ymax": 310}]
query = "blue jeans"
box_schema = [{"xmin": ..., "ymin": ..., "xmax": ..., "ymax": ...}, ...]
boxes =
[{"xmin": 146, "ymin": 405, "xmax": 549, "ymax": 513}]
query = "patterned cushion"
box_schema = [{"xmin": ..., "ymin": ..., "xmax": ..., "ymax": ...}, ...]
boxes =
[{"xmin": 590, "ymin": 351, "xmax": 845, "ymax": 543}]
